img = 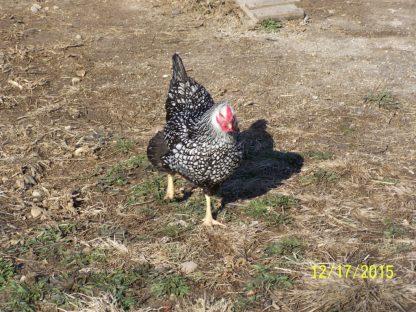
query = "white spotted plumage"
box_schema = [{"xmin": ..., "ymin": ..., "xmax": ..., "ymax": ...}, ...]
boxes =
[{"xmin": 159, "ymin": 54, "xmax": 242, "ymax": 193}]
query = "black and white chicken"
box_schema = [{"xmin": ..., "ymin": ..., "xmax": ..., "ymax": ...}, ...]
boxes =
[{"xmin": 147, "ymin": 53, "xmax": 242, "ymax": 227}]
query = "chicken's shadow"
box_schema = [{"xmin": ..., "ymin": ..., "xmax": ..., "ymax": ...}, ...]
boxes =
[{"xmin": 218, "ymin": 119, "xmax": 304, "ymax": 205}]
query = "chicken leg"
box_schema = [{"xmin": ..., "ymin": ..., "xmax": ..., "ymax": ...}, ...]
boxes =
[
  {"xmin": 202, "ymin": 194, "xmax": 225, "ymax": 227},
  {"xmin": 164, "ymin": 174, "xmax": 174, "ymax": 200}
]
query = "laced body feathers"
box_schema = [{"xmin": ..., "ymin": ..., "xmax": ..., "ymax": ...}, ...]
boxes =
[{"xmin": 148, "ymin": 54, "xmax": 242, "ymax": 193}]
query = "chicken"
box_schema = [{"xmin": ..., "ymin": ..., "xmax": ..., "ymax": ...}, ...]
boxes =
[{"xmin": 147, "ymin": 53, "xmax": 242, "ymax": 227}]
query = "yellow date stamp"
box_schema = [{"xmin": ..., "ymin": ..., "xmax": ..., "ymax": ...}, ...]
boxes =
[{"xmin": 311, "ymin": 264, "xmax": 395, "ymax": 279}]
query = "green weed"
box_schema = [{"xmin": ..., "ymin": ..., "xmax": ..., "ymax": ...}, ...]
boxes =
[
  {"xmin": 261, "ymin": 19, "xmax": 283, "ymax": 32},
  {"xmin": 20, "ymin": 224, "xmax": 76, "ymax": 259},
  {"xmin": 247, "ymin": 265, "xmax": 293, "ymax": 292},
  {"xmin": 158, "ymin": 222, "xmax": 190, "ymax": 238},
  {"xmin": 264, "ymin": 237, "xmax": 304, "ymax": 257},
  {"xmin": 249, "ymin": 194, "xmax": 299, "ymax": 211},
  {"xmin": 97, "ymin": 225, "xmax": 128, "ymax": 241},
  {"xmin": 301, "ymin": 169, "xmax": 338, "ymax": 184},
  {"xmin": 232, "ymin": 295, "xmax": 257, "ymax": 311},
  {"xmin": 246, "ymin": 194, "xmax": 298, "ymax": 225},
  {"xmin": 115, "ymin": 139, "xmax": 134, "ymax": 154},
  {"xmin": 175, "ymin": 196, "xmax": 205, "ymax": 215},
  {"xmin": 151, "ymin": 275, "xmax": 190, "ymax": 298},
  {"xmin": 1, "ymin": 280, "xmax": 45, "ymax": 312},
  {"xmin": 100, "ymin": 154, "xmax": 149, "ymax": 188},
  {"xmin": 128, "ymin": 175, "xmax": 164, "ymax": 204},
  {"xmin": 364, "ymin": 90, "xmax": 401, "ymax": 110},
  {"xmin": 0, "ymin": 258, "xmax": 16, "ymax": 287},
  {"xmin": 395, "ymin": 243, "xmax": 413, "ymax": 253},
  {"xmin": 80, "ymin": 269, "xmax": 146, "ymax": 310},
  {"xmin": 384, "ymin": 225, "xmax": 407, "ymax": 238},
  {"xmin": 63, "ymin": 248, "xmax": 109, "ymax": 267},
  {"xmin": 125, "ymin": 154, "xmax": 148, "ymax": 168}
]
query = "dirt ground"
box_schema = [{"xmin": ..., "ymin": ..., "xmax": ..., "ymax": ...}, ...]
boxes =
[{"xmin": 0, "ymin": 0, "xmax": 415, "ymax": 311}]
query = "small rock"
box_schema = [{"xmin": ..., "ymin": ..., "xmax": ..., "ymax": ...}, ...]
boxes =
[
  {"xmin": 162, "ymin": 74, "xmax": 168, "ymax": 78},
  {"xmin": 312, "ymin": 95, "xmax": 318, "ymax": 100},
  {"xmin": 75, "ymin": 69, "xmax": 86, "ymax": 77},
  {"xmin": 172, "ymin": 8, "xmax": 182, "ymax": 16},
  {"xmin": 169, "ymin": 220, "xmax": 188, "ymax": 227},
  {"xmin": 160, "ymin": 236, "xmax": 171, "ymax": 243},
  {"xmin": 246, "ymin": 289, "xmax": 256, "ymax": 297},
  {"xmin": 15, "ymin": 178, "xmax": 25, "ymax": 189},
  {"xmin": 75, "ymin": 34, "xmax": 82, "ymax": 40},
  {"xmin": 31, "ymin": 206, "xmax": 42, "ymax": 218},
  {"xmin": 180, "ymin": 261, "xmax": 197, "ymax": 274},
  {"xmin": 44, "ymin": 6, "xmax": 49, "ymax": 11},
  {"xmin": 74, "ymin": 146, "xmax": 89, "ymax": 156},
  {"xmin": 23, "ymin": 175, "xmax": 37, "ymax": 186},
  {"xmin": 64, "ymin": 125, "xmax": 72, "ymax": 131},
  {"xmin": 71, "ymin": 77, "xmax": 80, "ymax": 85},
  {"xmin": 155, "ymin": 263, "xmax": 171, "ymax": 273},
  {"xmin": 31, "ymin": 3, "xmax": 42, "ymax": 13},
  {"xmin": 32, "ymin": 190, "xmax": 42, "ymax": 198},
  {"xmin": 53, "ymin": 5, "xmax": 59, "ymax": 10},
  {"xmin": 69, "ymin": 108, "xmax": 82, "ymax": 118}
]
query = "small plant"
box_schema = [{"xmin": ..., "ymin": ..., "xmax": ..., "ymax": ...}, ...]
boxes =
[
  {"xmin": 80, "ymin": 269, "xmax": 144, "ymax": 310},
  {"xmin": 364, "ymin": 90, "xmax": 401, "ymax": 110},
  {"xmin": 100, "ymin": 154, "xmax": 149, "ymax": 188},
  {"xmin": 267, "ymin": 213, "xmax": 292, "ymax": 225},
  {"xmin": 233, "ymin": 295, "xmax": 257, "ymax": 311},
  {"xmin": 105, "ymin": 163, "xmax": 129, "ymax": 186},
  {"xmin": 247, "ymin": 265, "xmax": 293, "ymax": 292},
  {"xmin": 301, "ymin": 150, "xmax": 335, "ymax": 160},
  {"xmin": 151, "ymin": 275, "xmax": 190, "ymax": 298},
  {"xmin": 158, "ymin": 222, "xmax": 190, "ymax": 238},
  {"xmin": 249, "ymin": 194, "xmax": 299, "ymax": 210},
  {"xmin": 301, "ymin": 169, "xmax": 338, "ymax": 184},
  {"xmin": 246, "ymin": 194, "xmax": 298, "ymax": 225},
  {"xmin": 264, "ymin": 237, "xmax": 304, "ymax": 257},
  {"xmin": 395, "ymin": 243, "xmax": 412, "ymax": 253},
  {"xmin": 260, "ymin": 19, "xmax": 283, "ymax": 32},
  {"xmin": 63, "ymin": 248, "xmax": 109, "ymax": 267},
  {"xmin": 384, "ymin": 224, "xmax": 407, "ymax": 238},
  {"xmin": 125, "ymin": 154, "xmax": 148, "ymax": 168},
  {"xmin": 115, "ymin": 139, "xmax": 135, "ymax": 154},
  {"xmin": 128, "ymin": 175, "xmax": 164, "ymax": 204},
  {"xmin": 2, "ymin": 280, "xmax": 45, "ymax": 312},
  {"xmin": 21, "ymin": 224, "xmax": 76, "ymax": 258},
  {"xmin": 175, "ymin": 196, "xmax": 205, "ymax": 215},
  {"xmin": 0, "ymin": 258, "xmax": 16, "ymax": 287}
]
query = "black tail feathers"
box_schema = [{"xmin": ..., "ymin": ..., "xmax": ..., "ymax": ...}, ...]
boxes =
[
  {"xmin": 146, "ymin": 130, "xmax": 170, "ymax": 172},
  {"xmin": 172, "ymin": 53, "xmax": 188, "ymax": 82}
]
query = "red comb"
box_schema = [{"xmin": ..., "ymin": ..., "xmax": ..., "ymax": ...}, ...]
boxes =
[{"xmin": 225, "ymin": 105, "xmax": 233, "ymax": 120}]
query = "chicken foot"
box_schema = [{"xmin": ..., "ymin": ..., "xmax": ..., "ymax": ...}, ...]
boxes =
[
  {"xmin": 202, "ymin": 194, "xmax": 225, "ymax": 227},
  {"xmin": 164, "ymin": 174, "xmax": 175, "ymax": 200}
]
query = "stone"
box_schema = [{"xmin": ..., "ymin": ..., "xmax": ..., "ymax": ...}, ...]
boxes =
[
  {"xmin": 30, "ymin": 3, "xmax": 41, "ymax": 13},
  {"xmin": 251, "ymin": 4, "xmax": 304, "ymax": 21},
  {"xmin": 243, "ymin": 0, "xmax": 299, "ymax": 10},
  {"xmin": 236, "ymin": 0, "xmax": 304, "ymax": 22},
  {"xmin": 180, "ymin": 261, "xmax": 198, "ymax": 274}
]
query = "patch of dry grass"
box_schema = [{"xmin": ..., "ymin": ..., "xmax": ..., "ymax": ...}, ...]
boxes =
[{"xmin": 1, "ymin": 1, "xmax": 415, "ymax": 311}]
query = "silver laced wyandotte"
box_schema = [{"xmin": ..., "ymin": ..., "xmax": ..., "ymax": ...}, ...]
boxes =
[{"xmin": 146, "ymin": 53, "xmax": 242, "ymax": 227}]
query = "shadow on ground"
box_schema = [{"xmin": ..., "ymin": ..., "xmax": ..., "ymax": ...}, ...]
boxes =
[{"xmin": 218, "ymin": 119, "xmax": 304, "ymax": 205}]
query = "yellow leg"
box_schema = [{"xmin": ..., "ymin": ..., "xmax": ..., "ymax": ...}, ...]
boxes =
[
  {"xmin": 202, "ymin": 194, "xmax": 225, "ymax": 227},
  {"xmin": 164, "ymin": 174, "xmax": 174, "ymax": 200}
]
